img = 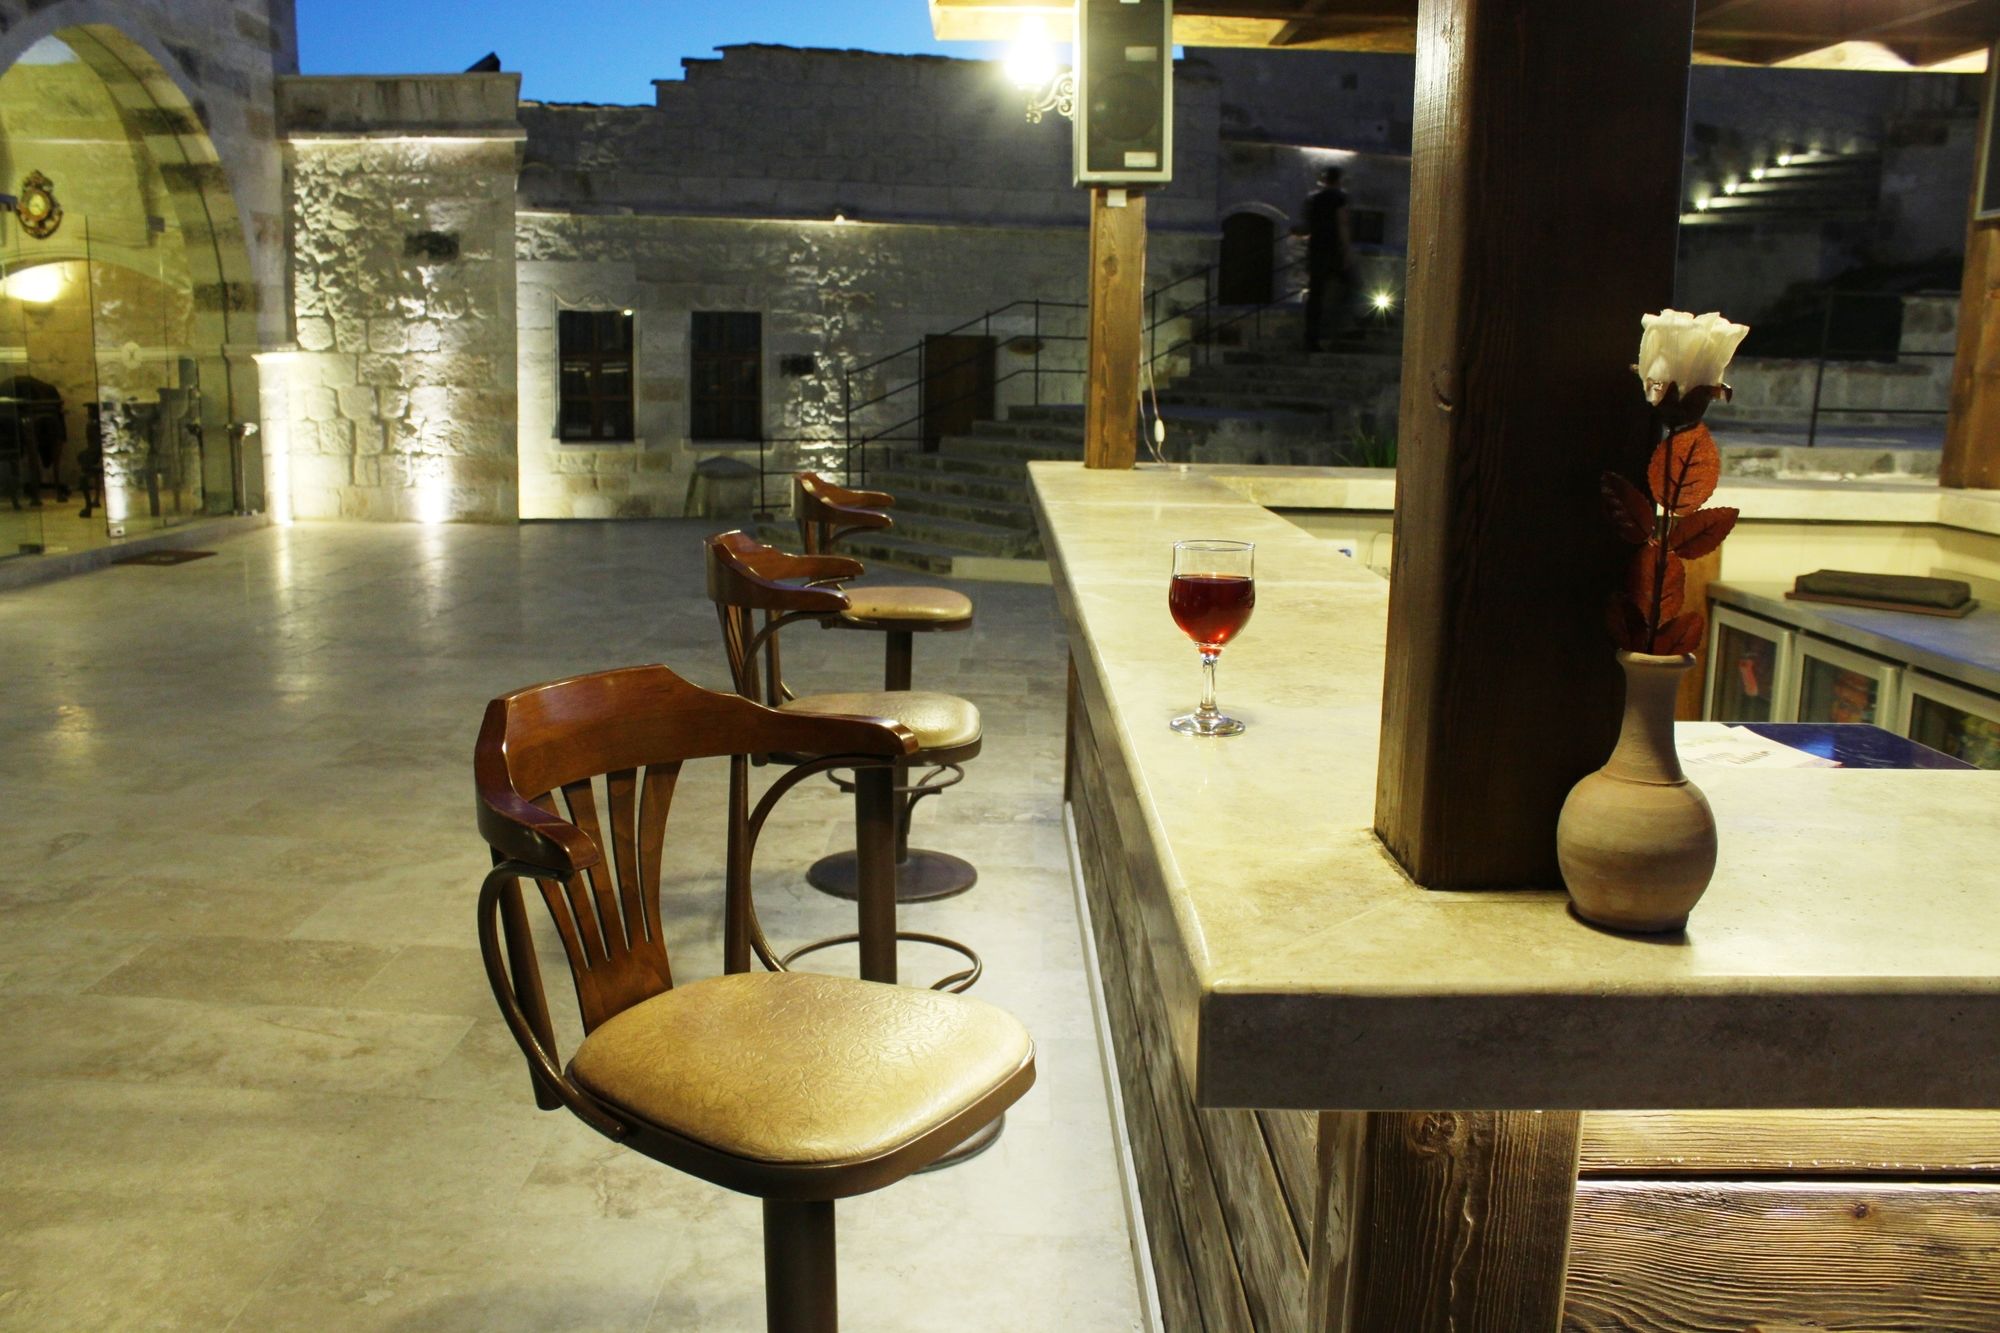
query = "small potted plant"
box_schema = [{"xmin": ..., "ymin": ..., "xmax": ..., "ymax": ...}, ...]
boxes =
[{"xmin": 1557, "ymin": 310, "xmax": 1748, "ymax": 933}]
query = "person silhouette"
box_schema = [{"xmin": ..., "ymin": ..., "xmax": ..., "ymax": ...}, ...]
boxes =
[{"xmin": 1296, "ymin": 166, "xmax": 1356, "ymax": 352}]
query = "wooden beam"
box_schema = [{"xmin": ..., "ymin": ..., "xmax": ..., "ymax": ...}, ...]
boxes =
[
  {"xmin": 1945, "ymin": 42, "xmax": 2000, "ymax": 490},
  {"xmin": 1312, "ymin": 1110, "xmax": 1583, "ymax": 1332},
  {"xmin": 1084, "ymin": 187, "xmax": 1146, "ymax": 470},
  {"xmin": 1374, "ymin": 0, "xmax": 1697, "ymax": 889}
]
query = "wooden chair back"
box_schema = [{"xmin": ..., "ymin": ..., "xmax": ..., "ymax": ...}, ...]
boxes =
[
  {"xmin": 474, "ymin": 664, "xmax": 915, "ymax": 1063},
  {"xmin": 794, "ymin": 471, "xmax": 894, "ymax": 555},
  {"xmin": 704, "ymin": 529, "xmax": 861, "ymax": 707}
]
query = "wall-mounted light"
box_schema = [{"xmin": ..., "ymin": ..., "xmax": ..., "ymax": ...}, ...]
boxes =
[
  {"xmin": 1, "ymin": 261, "xmax": 68, "ymax": 305},
  {"xmin": 1370, "ymin": 291, "xmax": 1395, "ymax": 312},
  {"xmin": 1007, "ymin": 15, "xmax": 1076, "ymax": 123}
]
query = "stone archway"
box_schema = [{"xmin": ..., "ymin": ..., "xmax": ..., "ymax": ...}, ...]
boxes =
[{"xmin": 0, "ymin": 16, "xmax": 263, "ymax": 525}]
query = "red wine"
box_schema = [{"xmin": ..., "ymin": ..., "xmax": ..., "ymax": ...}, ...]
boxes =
[{"xmin": 1170, "ymin": 573, "xmax": 1255, "ymax": 647}]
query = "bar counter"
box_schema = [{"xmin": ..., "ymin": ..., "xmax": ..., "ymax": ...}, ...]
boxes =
[{"xmin": 1032, "ymin": 460, "xmax": 2000, "ymax": 1331}]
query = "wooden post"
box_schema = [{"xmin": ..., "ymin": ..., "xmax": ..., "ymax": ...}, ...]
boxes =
[
  {"xmin": 1943, "ymin": 41, "xmax": 2000, "ymax": 491},
  {"xmin": 1085, "ymin": 186, "xmax": 1146, "ymax": 469},
  {"xmin": 1374, "ymin": 0, "xmax": 1697, "ymax": 889},
  {"xmin": 1311, "ymin": 1110, "xmax": 1583, "ymax": 1333}
]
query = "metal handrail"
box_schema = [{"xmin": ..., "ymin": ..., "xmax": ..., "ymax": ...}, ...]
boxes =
[
  {"xmin": 1804, "ymin": 290, "xmax": 1955, "ymax": 447},
  {"xmin": 832, "ymin": 252, "xmax": 1332, "ymax": 485}
]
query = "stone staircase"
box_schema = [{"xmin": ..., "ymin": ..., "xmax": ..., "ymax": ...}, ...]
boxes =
[
  {"xmin": 1683, "ymin": 149, "xmax": 1881, "ymax": 227},
  {"xmin": 808, "ymin": 307, "xmax": 1404, "ymax": 573}
]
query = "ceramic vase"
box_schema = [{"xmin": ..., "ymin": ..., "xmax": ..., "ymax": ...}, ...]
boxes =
[{"xmin": 1556, "ymin": 651, "xmax": 1717, "ymax": 933}]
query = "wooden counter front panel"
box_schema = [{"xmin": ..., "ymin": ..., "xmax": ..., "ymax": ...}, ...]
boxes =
[{"xmin": 1070, "ymin": 681, "xmax": 1308, "ymax": 1333}]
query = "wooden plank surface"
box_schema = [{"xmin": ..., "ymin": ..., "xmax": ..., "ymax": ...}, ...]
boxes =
[
  {"xmin": 1582, "ymin": 1110, "xmax": 2000, "ymax": 1176},
  {"xmin": 1084, "ymin": 188, "xmax": 1145, "ymax": 470},
  {"xmin": 1322, "ymin": 1111, "xmax": 1584, "ymax": 1333},
  {"xmin": 1565, "ymin": 1180, "xmax": 2000, "ymax": 1332},
  {"xmin": 1945, "ymin": 44, "xmax": 2000, "ymax": 491},
  {"xmin": 1200, "ymin": 1106, "xmax": 1310, "ymax": 1331},
  {"xmin": 1258, "ymin": 1109, "xmax": 1319, "ymax": 1248},
  {"xmin": 1374, "ymin": 0, "xmax": 1697, "ymax": 887},
  {"xmin": 1071, "ymin": 710, "xmax": 1205, "ymax": 1330}
]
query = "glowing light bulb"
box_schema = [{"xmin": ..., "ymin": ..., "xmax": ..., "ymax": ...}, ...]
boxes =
[
  {"xmin": 1723, "ymin": 179, "xmax": 1740, "ymax": 195},
  {"xmin": 1776, "ymin": 152, "xmax": 1793, "ymax": 166},
  {"xmin": 1370, "ymin": 291, "xmax": 1394, "ymax": 312},
  {"xmin": 1006, "ymin": 16, "xmax": 1058, "ymax": 91},
  {"xmin": 1750, "ymin": 166, "xmax": 1767, "ymax": 181},
  {"xmin": 2, "ymin": 264, "xmax": 66, "ymax": 304}
]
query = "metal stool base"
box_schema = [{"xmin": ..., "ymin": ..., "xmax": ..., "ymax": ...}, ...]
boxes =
[
  {"xmin": 920, "ymin": 1113, "xmax": 1005, "ymax": 1172},
  {"xmin": 806, "ymin": 848, "xmax": 977, "ymax": 902}
]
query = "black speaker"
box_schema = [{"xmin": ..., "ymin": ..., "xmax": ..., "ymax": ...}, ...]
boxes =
[{"xmin": 1074, "ymin": 0, "xmax": 1174, "ymax": 185}]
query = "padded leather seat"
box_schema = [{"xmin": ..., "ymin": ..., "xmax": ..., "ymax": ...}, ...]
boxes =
[
  {"xmin": 839, "ymin": 586, "xmax": 974, "ymax": 626},
  {"xmin": 569, "ymin": 972, "xmax": 1032, "ymax": 1166},
  {"xmin": 781, "ymin": 690, "xmax": 981, "ymax": 751}
]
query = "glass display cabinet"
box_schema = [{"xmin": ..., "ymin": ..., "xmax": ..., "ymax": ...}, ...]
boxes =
[
  {"xmin": 1794, "ymin": 637, "xmax": 1902, "ymax": 727},
  {"xmin": 1705, "ymin": 606, "xmax": 1797, "ymax": 722},
  {"xmin": 1901, "ymin": 671, "xmax": 2000, "ymax": 770}
]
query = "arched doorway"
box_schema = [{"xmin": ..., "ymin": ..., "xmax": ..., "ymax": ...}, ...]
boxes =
[
  {"xmin": 1219, "ymin": 211, "xmax": 1276, "ymax": 306},
  {"xmin": 0, "ymin": 23, "xmax": 258, "ymax": 557}
]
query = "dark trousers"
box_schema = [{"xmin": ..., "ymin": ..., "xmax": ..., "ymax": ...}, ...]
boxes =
[{"xmin": 1303, "ymin": 255, "xmax": 1354, "ymax": 349}]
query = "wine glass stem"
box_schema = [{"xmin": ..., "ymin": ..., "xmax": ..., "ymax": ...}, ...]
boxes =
[{"xmin": 1199, "ymin": 648, "xmax": 1221, "ymax": 717}]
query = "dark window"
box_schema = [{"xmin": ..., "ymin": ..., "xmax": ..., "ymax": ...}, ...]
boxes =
[
  {"xmin": 558, "ymin": 310, "xmax": 635, "ymax": 442},
  {"xmin": 1349, "ymin": 208, "xmax": 1387, "ymax": 246},
  {"xmin": 1339, "ymin": 72, "xmax": 1359, "ymax": 91},
  {"xmin": 691, "ymin": 312, "xmax": 763, "ymax": 441}
]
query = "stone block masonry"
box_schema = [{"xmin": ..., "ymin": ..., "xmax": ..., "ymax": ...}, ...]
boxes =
[
  {"xmin": 279, "ymin": 75, "xmax": 524, "ymax": 521},
  {"xmin": 515, "ymin": 212, "xmax": 1210, "ymax": 519}
]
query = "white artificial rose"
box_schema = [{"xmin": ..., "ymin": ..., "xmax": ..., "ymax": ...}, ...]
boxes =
[{"xmin": 1635, "ymin": 309, "xmax": 1750, "ymax": 403}]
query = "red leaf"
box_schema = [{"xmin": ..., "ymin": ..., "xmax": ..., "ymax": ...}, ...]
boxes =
[
  {"xmin": 1654, "ymin": 610, "xmax": 1705, "ymax": 656},
  {"xmin": 1605, "ymin": 595, "xmax": 1650, "ymax": 653},
  {"xmin": 1600, "ymin": 471, "xmax": 1655, "ymax": 545},
  {"xmin": 1629, "ymin": 544, "xmax": 1687, "ymax": 626},
  {"xmin": 1647, "ymin": 424, "xmax": 1721, "ymax": 516},
  {"xmin": 1670, "ymin": 506, "xmax": 1738, "ymax": 560}
]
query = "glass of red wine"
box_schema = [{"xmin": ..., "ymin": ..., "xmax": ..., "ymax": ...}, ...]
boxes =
[{"xmin": 1168, "ymin": 539, "xmax": 1255, "ymax": 736}]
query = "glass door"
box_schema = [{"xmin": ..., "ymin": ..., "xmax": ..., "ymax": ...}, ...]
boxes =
[
  {"xmin": 1902, "ymin": 672, "xmax": 2000, "ymax": 770},
  {"xmin": 0, "ymin": 230, "xmax": 48, "ymax": 558},
  {"xmin": 1795, "ymin": 636, "xmax": 1901, "ymax": 727},
  {"xmin": 92, "ymin": 214, "xmax": 203, "ymax": 539},
  {"xmin": 1705, "ymin": 607, "xmax": 1795, "ymax": 721}
]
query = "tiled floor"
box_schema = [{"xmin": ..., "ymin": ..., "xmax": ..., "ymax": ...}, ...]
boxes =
[{"xmin": 0, "ymin": 520, "xmax": 1142, "ymax": 1332}]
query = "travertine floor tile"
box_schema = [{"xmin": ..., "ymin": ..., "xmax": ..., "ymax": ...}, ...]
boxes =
[{"xmin": 0, "ymin": 520, "xmax": 1140, "ymax": 1330}]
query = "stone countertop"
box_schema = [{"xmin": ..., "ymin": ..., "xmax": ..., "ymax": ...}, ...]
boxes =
[
  {"xmin": 1032, "ymin": 461, "xmax": 2000, "ymax": 1113},
  {"xmin": 1169, "ymin": 462, "xmax": 2000, "ymax": 537},
  {"xmin": 1711, "ymin": 581, "xmax": 2000, "ymax": 698}
]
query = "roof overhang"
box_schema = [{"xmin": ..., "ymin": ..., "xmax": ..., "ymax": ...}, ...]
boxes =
[{"xmin": 931, "ymin": 0, "xmax": 1997, "ymax": 72}]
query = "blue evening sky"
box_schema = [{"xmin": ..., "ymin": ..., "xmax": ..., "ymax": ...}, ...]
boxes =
[{"xmin": 297, "ymin": 1, "xmax": 1008, "ymax": 105}]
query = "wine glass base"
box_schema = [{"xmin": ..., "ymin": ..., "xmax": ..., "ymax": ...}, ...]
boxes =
[{"xmin": 1170, "ymin": 712, "xmax": 1245, "ymax": 737}]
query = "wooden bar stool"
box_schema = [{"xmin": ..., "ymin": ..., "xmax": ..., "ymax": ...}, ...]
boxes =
[
  {"xmin": 474, "ymin": 665, "xmax": 1034, "ymax": 1333},
  {"xmin": 794, "ymin": 471, "xmax": 975, "ymax": 697},
  {"xmin": 707, "ymin": 529, "xmax": 982, "ymax": 908}
]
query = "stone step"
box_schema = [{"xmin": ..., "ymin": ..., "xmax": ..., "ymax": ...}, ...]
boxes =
[
  {"xmin": 1159, "ymin": 390, "xmax": 1346, "ymax": 414},
  {"xmin": 938, "ymin": 433, "xmax": 1088, "ymax": 464},
  {"xmin": 1003, "ymin": 404, "xmax": 1087, "ymax": 425},
  {"xmin": 1169, "ymin": 371, "xmax": 1400, "ymax": 398},
  {"xmin": 830, "ymin": 528, "xmax": 969, "ymax": 576},
  {"xmin": 865, "ymin": 464, "xmax": 1032, "ymax": 506},
  {"xmin": 882, "ymin": 485, "xmax": 1039, "ymax": 532},
  {"xmin": 882, "ymin": 507, "xmax": 1043, "ymax": 558}
]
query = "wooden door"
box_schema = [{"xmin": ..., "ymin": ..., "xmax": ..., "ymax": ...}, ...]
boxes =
[
  {"xmin": 920, "ymin": 334, "xmax": 994, "ymax": 451},
  {"xmin": 1219, "ymin": 212, "xmax": 1275, "ymax": 305}
]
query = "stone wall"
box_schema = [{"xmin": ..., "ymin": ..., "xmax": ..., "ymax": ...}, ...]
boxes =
[
  {"xmin": 516, "ymin": 210, "xmax": 1210, "ymax": 518},
  {"xmin": 519, "ymin": 44, "xmax": 1223, "ymax": 235},
  {"xmin": 277, "ymin": 74, "xmax": 522, "ymax": 521}
]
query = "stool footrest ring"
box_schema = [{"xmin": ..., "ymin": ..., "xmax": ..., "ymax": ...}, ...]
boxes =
[{"xmin": 777, "ymin": 930, "xmax": 983, "ymax": 994}]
